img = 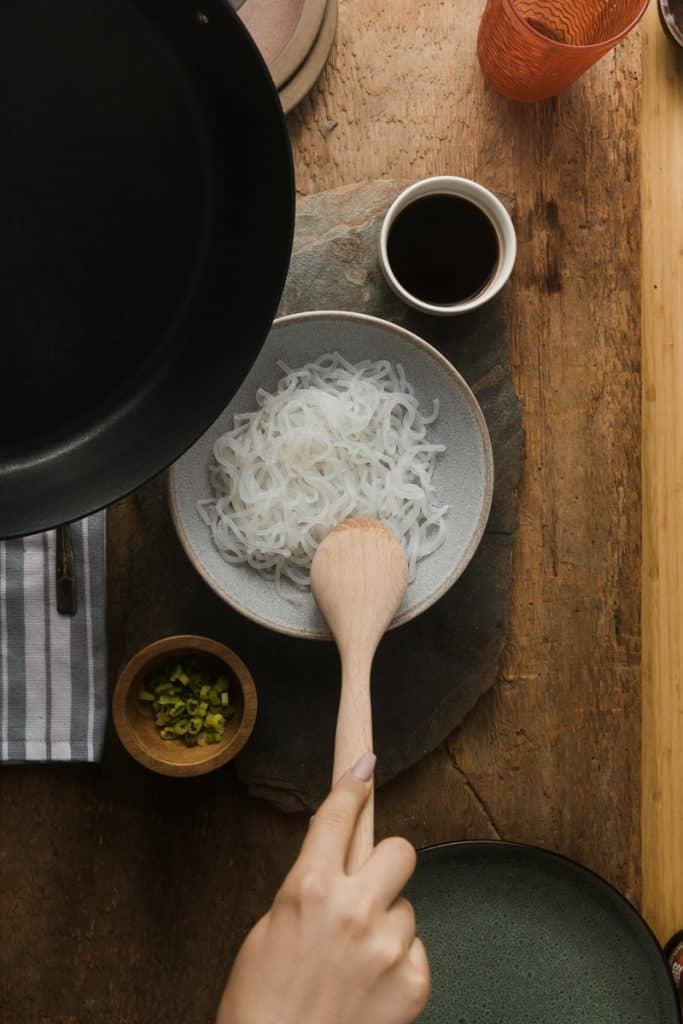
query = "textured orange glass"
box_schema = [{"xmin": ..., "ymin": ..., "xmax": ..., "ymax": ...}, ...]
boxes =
[{"xmin": 477, "ymin": 0, "xmax": 649, "ymax": 102}]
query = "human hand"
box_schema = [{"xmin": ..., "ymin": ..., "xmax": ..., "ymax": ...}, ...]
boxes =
[{"xmin": 217, "ymin": 752, "xmax": 430, "ymax": 1024}]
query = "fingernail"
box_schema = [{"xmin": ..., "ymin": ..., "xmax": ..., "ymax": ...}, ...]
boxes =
[{"xmin": 351, "ymin": 752, "xmax": 376, "ymax": 782}]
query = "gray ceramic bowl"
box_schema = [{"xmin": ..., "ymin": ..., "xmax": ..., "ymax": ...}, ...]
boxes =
[
  {"xmin": 659, "ymin": 0, "xmax": 683, "ymax": 47},
  {"xmin": 169, "ymin": 311, "xmax": 493, "ymax": 639},
  {"xmin": 407, "ymin": 842, "xmax": 678, "ymax": 1023}
]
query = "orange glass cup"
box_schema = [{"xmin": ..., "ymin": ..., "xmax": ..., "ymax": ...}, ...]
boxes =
[{"xmin": 477, "ymin": 0, "xmax": 649, "ymax": 102}]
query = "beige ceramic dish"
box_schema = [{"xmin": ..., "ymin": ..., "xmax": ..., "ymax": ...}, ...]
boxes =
[
  {"xmin": 279, "ymin": 0, "xmax": 338, "ymax": 113},
  {"xmin": 235, "ymin": 0, "xmax": 327, "ymax": 89},
  {"xmin": 113, "ymin": 635, "xmax": 257, "ymax": 777}
]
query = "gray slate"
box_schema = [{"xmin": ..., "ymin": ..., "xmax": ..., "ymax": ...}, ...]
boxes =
[{"xmin": 122, "ymin": 180, "xmax": 523, "ymax": 811}]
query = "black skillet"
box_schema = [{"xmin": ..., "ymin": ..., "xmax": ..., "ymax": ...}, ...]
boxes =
[
  {"xmin": 0, "ymin": 0, "xmax": 294, "ymax": 539},
  {"xmin": 407, "ymin": 841, "xmax": 680, "ymax": 1023}
]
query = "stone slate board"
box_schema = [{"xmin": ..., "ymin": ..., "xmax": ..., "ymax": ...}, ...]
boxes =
[{"xmin": 122, "ymin": 180, "xmax": 523, "ymax": 812}]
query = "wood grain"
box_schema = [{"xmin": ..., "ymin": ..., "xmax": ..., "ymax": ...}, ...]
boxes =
[
  {"xmin": 641, "ymin": 3, "xmax": 683, "ymax": 943},
  {"xmin": 0, "ymin": 2, "xmax": 644, "ymax": 1020}
]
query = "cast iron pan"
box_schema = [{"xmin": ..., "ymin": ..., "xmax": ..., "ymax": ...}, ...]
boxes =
[
  {"xmin": 406, "ymin": 842, "xmax": 680, "ymax": 1023},
  {"xmin": 0, "ymin": 0, "xmax": 294, "ymax": 538}
]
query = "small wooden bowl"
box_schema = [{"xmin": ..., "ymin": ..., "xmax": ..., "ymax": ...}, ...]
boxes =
[{"xmin": 113, "ymin": 635, "xmax": 257, "ymax": 777}]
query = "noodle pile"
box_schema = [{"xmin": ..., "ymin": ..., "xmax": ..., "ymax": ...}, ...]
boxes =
[{"xmin": 198, "ymin": 353, "xmax": 449, "ymax": 591}]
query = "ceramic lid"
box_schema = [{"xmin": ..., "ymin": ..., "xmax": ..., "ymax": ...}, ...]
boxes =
[
  {"xmin": 229, "ymin": 0, "xmax": 326, "ymax": 88},
  {"xmin": 279, "ymin": 0, "xmax": 337, "ymax": 113}
]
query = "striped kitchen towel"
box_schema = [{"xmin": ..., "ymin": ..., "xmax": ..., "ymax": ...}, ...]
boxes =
[{"xmin": 0, "ymin": 514, "xmax": 107, "ymax": 761}]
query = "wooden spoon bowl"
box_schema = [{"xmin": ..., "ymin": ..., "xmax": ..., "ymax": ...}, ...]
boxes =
[{"xmin": 113, "ymin": 635, "xmax": 257, "ymax": 777}]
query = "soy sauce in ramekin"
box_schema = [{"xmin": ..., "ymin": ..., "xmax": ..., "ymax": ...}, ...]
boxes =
[{"xmin": 386, "ymin": 193, "xmax": 500, "ymax": 306}]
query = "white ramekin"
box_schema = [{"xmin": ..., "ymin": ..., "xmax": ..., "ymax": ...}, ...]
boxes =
[{"xmin": 379, "ymin": 176, "xmax": 517, "ymax": 316}]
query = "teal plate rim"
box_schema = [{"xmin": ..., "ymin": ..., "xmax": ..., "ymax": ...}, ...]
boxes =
[{"xmin": 413, "ymin": 840, "xmax": 680, "ymax": 1022}]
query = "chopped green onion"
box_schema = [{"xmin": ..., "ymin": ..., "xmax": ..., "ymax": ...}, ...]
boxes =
[{"xmin": 138, "ymin": 656, "xmax": 235, "ymax": 748}]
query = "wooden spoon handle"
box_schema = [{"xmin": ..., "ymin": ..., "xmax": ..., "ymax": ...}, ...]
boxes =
[{"xmin": 333, "ymin": 661, "xmax": 374, "ymax": 873}]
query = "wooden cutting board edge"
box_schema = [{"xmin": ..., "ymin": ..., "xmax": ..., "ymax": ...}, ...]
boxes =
[{"xmin": 641, "ymin": 1, "xmax": 683, "ymax": 945}]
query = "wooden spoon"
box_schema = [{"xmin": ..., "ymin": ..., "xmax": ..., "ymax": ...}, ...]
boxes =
[{"xmin": 310, "ymin": 518, "xmax": 409, "ymax": 870}]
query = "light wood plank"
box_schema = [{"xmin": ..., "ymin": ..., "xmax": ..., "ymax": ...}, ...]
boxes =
[{"xmin": 642, "ymin": 3, "xmax": 683, "ymax": 943}]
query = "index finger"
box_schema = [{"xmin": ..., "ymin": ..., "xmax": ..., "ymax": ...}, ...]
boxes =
[{"xmin": 298, "ymin": 753, "xmax": 376, "ymax": 871}]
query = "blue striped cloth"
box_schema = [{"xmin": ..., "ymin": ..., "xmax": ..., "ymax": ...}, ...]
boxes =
[{"xmin": 0, "ymin": 514, "xmax": 107, "ymax": 761}]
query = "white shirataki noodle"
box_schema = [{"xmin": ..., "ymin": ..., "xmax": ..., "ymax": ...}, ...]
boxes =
[{"xmin": 197, "ymin": 352, "xmax": 449, "ymax": 594}]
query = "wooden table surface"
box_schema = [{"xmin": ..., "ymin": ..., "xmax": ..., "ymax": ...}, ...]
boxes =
[{"xmin": 3, "ymin": 2, "xmax": 680, "ymax": 1021}]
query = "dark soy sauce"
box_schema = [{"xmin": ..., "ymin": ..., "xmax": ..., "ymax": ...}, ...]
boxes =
[{"xmin": 387, "ymin": 193, "xmax": 500, "ymax": 306}]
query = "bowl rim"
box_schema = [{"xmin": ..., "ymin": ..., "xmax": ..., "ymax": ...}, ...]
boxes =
[
  {"xmin": 112, "ymin": 634, "xmax": 258, "ymax": 777},
  {"xmin": 169, "ymin": 309, "xmax": 495, "ymax": 639}
]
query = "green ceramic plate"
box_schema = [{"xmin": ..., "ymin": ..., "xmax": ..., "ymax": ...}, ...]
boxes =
[{"xmin": 406, "ymin": 842, "xmax": 679, "ymax": 1024}]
